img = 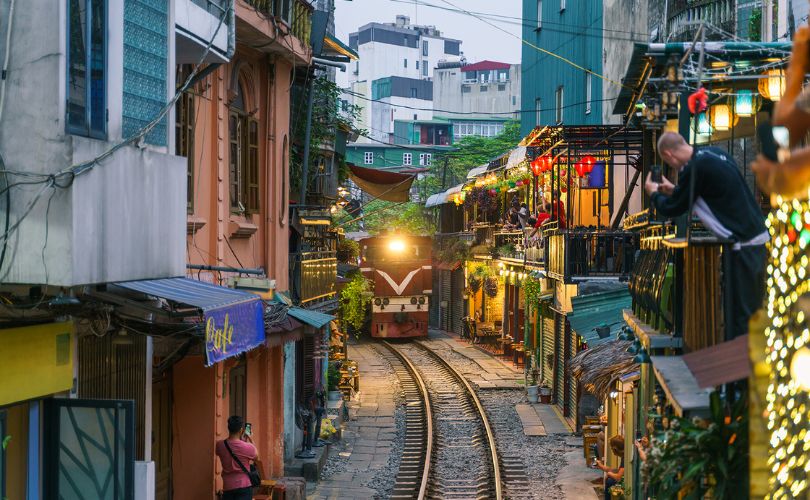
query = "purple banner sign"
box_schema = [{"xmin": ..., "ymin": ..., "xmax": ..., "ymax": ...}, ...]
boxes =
[{"xmin": 204, "ymin": 299, "xmax": 265, "ymax": 366}]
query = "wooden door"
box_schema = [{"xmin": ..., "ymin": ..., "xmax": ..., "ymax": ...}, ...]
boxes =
[{"xmin": 152, "ymin": 375, "xmax": 172, "ymax": 500}]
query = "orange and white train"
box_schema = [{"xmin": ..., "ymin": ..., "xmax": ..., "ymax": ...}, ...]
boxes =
[{"xmin": 359, "ymin": 235, "xmax": 432, "ymax": 339}]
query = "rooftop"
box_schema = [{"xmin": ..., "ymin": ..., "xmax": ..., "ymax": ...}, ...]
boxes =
[{"xmin": 460, "ymin": 60, "xmax": 512, "ymax": 72}]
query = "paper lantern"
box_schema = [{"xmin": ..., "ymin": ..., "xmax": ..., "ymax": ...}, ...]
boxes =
[
  {"xmin": 508, "ymin": 181, "xmax": 516, "ymax": 188},
  {"xmin": 697, "ymin": 112, "xmax": 712, "ymax": 136},
  {"xmin": 759, "ymin": 68, "xmax": 786, "ymax": 102},
  {"xmin": 489, "ymin": 189, "xmax": 496, "ymax": 196},
  {"xmin": 574, "ymin": 162, "xmax": 586, "ymax": 177},
  {"xmin": 531, "ymin": 158, "xmax": 542, "ymax": 176},
  {"xmin": 735, "ymin": 90, "xmax": 755, "ymax": 117},
  {"xmin": 710, "ymin": 103, "xmax": 738, "ymax": 131},
  {"xmin": 581, "ymin": 155, "xmax": 596, "ymax": 174}
]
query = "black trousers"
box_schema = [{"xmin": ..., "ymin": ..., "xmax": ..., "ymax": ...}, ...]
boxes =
[
  {"xmin": 223, "ymin": 487, "xmax": 253, "ymax": 500},
  {"xmin": 729, "ymin": 245, "xmax": 767, "ymax": 337}
]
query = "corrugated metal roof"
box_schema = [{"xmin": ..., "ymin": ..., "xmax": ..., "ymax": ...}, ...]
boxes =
[
  {"xmin": 425, "ymin": 192, "xmax": 448, "ymax": 207},
  {"xmin": 116, "ymin": 277, "xmax": 260, "ymax": 311},
  {"xmin": 461, "ymin": 60, "xmax": 511, "ymax": 72},
  {"xmin": 467, "ymin": 165, "xmax": 488, "ymax": 179},
  {"xmin": 287, "ymin": 307, "xmax": 335, "ymax": 329},
  {"xmin": 568, "ymin": 287, "xmax": 631, "ymax": 346}
]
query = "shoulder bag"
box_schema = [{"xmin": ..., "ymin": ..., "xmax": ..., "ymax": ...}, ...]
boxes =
[{"xmin": 223, "ymin": 439, "xmax": 261, "ymax": 488}]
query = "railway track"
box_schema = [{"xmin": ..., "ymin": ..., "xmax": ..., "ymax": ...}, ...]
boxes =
[{"xmin": 377, "ymin": 340, "xmax": 504, "ymax": 500}]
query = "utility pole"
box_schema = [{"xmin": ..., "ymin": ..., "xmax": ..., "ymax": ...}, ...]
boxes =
[{"xmin": 441, "ymin": 157, "xmax": 448, "ymax": 191}]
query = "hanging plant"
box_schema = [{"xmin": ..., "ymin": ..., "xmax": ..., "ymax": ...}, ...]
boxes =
[
  {"xmin": 336, "ymin": 239, "xmax": 360, "ymax": 263},
  {"xmin": 339, "ymin": 272, "xmax": 372, "ymax": 336},
  {"xmin": 468, "ymin": 274, "xmax": 482, "ymax": 292},
  {"xmin": 523, "ymin": 275, "xmax": 545, "ymax": 304},
  {"xmin": 484, "ymin": 276, "xmax": 499, "ymax": 298}
]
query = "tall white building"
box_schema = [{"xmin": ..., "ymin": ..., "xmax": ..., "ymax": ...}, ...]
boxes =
[{"xmin": 347, "ymin": 15, "xmax": 462, "ymax": 143}]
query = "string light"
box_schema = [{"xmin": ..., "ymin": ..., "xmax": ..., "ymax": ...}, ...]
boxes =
[{"xmin": 765, "ymin": 192, "xmax": 810, "ymax": 497}]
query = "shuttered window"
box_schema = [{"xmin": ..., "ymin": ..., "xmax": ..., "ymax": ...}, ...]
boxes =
[
  {"xmin": 229, "ymin": 95, "xmax": 260, "ymax": 214},
  {"xmin": 176, "ymin": 90, "xmax": 195, "ymax": 212},
  {"xmin": 229, "ymin": 360, "xmax": 247, "ymax": 419}
]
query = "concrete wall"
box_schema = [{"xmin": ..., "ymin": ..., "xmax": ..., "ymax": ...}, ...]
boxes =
[
  {"xmin": 0, "ymin": 0, "xmax": 185, "ymax": 286},
  {"xmin": 370, "ymin": 96, "xmax": 433, "ymax": 142},
  {"xmin": 434, "ymin": 65, "xmax": 521, "ymax": 121},
  {"xmin": 602, "ymin": 0, "xmax": 648, "ymax": 126}
]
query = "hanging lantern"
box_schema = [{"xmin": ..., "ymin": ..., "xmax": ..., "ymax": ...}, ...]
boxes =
[
  {"xmin": 489, "ymin": 189, "xmax": 496, "ymax": 196},
  {"xmin": 759, "ymin": 68, "xmax": 786, "ymax": 101},
  {"xmin": 531, "ymin": 158, "xmax": 543, "ymax": 176},
  {"xmin": 508, "ymin": 180, "xmax": 516, "ymax": 188},
  {"xmin": 710, "ymin": 103, "xmax": 737, "ymax": 131},
  {"xmin": 697, "ymin": 112, "xmax": 712, "ymax": 136},
  {"xmin": 582, "ymin": 155, "xmax": 596, "ymax": 174},
  {"xmin": 575, "ymin": 162, "xmax": 586, "ymax": 177},
  {"xmin": 735, "ymin": 90, "xmax": 755, "ymax": 117}
]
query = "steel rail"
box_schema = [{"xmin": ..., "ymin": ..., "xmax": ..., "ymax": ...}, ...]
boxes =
[
  {"xmin": 410, "ymin": 340, "xmax": 504, "ymax": 500},
  {"xmin": 380, "ymin": 341, "xmax": 433, "ymax": 500}
]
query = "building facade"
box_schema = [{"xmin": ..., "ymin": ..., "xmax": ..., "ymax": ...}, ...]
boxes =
[
  {"xmin": 347, "ymin": 15, "xmax": 462, "ymax": 143},
  {"xmin": 433, "ymin": 60, "xmax": 521, "ymax": 139}
]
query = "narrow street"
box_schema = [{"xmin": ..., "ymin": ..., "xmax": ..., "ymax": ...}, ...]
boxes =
[{"xmin": 311, "ymin": 331, "xmax": 600, "ymax": 499}]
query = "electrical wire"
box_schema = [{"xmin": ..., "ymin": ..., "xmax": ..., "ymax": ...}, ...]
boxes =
[{"xmin": 0, "ymin": 0, "xmax": 15, "ymax": 125}]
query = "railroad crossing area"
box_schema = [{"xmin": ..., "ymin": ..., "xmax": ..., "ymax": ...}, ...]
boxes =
[{"xmin": 308, "ymin": 332, "xmax": 600, "ymax": 499}]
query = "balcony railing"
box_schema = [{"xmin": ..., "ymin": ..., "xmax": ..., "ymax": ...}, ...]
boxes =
[
  {"xmin": 244, "ymin": 0, "xmax": 312, "ymax": 46},
  {"xmin": 494, "ymin": 230, "xmax": 525, "ymax": 261},
  {"xmin": 544, "ymin": 229, "xmax": 636, "ymax": 283},
  {"xmin": 291, "ymin": 0, "xmax": 312, "ymax": 46},
  {"xmin": 293, "ymin": 250, "xmax": 337, "ymax": 304}
]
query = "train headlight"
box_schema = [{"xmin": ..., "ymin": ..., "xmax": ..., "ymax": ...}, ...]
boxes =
[
  {"xmin": 410, "ymin": 297, "xmax": 418, "ymax": 304},
  {"xmin": 383, "ymin": 298, "xmax": 390, "ymax": 305},
  {"xmin": 388, "ymin": 238, "xmax": 406, "ymax": 253},
  {"xmin": 418, "ymin": 296, "xmax": 426, "ymax": 304},
  {"xmin": 374, "ymin": 298, "xmax": 382, "ymax": 306}
]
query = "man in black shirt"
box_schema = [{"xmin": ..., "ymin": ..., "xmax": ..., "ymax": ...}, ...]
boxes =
[{"xmin": 644, "ymin": 132, "xmax": 768, "ymax": 337}]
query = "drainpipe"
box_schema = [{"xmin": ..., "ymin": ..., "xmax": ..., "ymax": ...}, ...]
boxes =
[{"xmin": 226, "ymin": 0, "xmax": 235, "ymax": 59}]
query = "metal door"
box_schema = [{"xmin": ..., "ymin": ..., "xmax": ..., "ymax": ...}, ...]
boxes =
[
  {"xmin": 43, "ymin": 398, "xmax": 134, "ymax": 500},
  {"xmin": 555, "ymin": 313, "xmax": 565, "ymax": 408}
]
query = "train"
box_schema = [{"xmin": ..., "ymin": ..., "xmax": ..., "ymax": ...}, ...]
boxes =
[{"xmin": 359, "ymin": 234, "xmax": 432, "ymax": 339}]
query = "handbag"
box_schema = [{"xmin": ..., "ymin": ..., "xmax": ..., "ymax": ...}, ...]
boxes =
[{"xmin": 223, "ymin": 439, "xmax": 261, "ymax": 488}]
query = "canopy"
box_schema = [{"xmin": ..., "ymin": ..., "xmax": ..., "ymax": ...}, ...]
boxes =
[
  {"xmin": 568, "ymin": 287, "xmax": 631, "ymax": 346},
  {"xmin": 115, "ymin": 277, "xmax": 265, "ymax": 366},
  {"xmin": 467, "ymin": 165, "xmax": 489, "ymax": 179},
  {"xmin": 287, "ymin": 307, "xmax": 335, "ymax": 329},
  {"xmin": 650, "ymin": 356, "xmax": 713, "ymax": 417},
  {"xmin": 683, "ymin": 335, "xmax": 750, "ymax": 389},
  {"xmin": 425, "ymin": 192, "xmax": 447, "ymax": 208},
  {"xmin": 348, "ymin": 164, "xmax": 415, "ymax": 202}
]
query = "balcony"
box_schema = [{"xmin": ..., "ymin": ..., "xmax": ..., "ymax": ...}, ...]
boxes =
[
  {"xmin": 237, "ymin": 0, "xmax": 312, "ymax": 64},
  {"xmin": 175, "ymin": 0, "xmax": 231, "ymax": 63},
  {"xmin": 544, "ymin": 229, "xmax": 636, "ymax": 283},
  {"xmin": 293, "ymin": 250, "xmax": 338, "ymax": 305},
  {"xmin": 494, "ymin": 230, "xmax": 525, "ymax": 262}
]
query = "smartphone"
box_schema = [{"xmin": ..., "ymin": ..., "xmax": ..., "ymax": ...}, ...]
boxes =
[
  {"xmin": 651, "ymin": 165, "xmax": 663, "ymax": 183},
  {"xmin": 758, "ymin": 122, "xmax": 790, "ymax": 161},
  {"xmin": 244, "ymin": 422, "xmax": 252, "ymax": 436}
]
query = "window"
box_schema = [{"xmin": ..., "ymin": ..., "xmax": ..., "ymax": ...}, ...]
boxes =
[
  {"xmin": 535, "ymin": 98, "xmax": 542, "ymax": 126},
  {"xmin": 404, "ymin": 59, "xmax": 408, "ymax": 68},
  {"xmin": 425, "ymin": 153, "xmax": 432, "ymax": 165},
  {"xmin": 560, "ymin": 0, "xmax": 566, "ymax": 11},
  {"xmin": 228, "ymin": 359, "xmax": 247, "ymax": 421},
  {"xmin": 464, "ymin": 71, "xmax": 476, "ymax": 82},
  {"xmin": 410, "ymin": 87, "xmax": 418, "ymax": 98},
  {"xmin": 585, "ymin": 72, "xmax": 592, "ymax": 114},
  {"xmin": 537, "ymin": 0, "xmax": 542, "ymax": 28},
  {"xmin": 416, "ymin": 60, "xmax": 420, "ymax": 70},
  {"xmin": 423, "ymin": 62, "xmax": 428, "ymax": 77},
  {"xmin": 498, "ymin": 84, "xmax": 506, "ymax": 91},
  {"xmin": 419, "ymin": 153, "xmax": 432, "ymax": 166},
  {"xmin": 422, "ymin": 40, "xmax": 429, "ymax": 56},
  {"xmin": 229, "ymin": 83, "xmax": 259, "ymax": 213},
  {"xmin": 67, "ymin": 0, "xmax": 107, "ymax": 139},
  {"xmin": 176, "ymin": 90, "xmax": 195, "ymax": 212},
  {"xmin": 364, "ymin": 151, "xmax": 374, "ymax": 164},
  {"xmin": 555, "ymin": 86, "xmax": 564, "ymax": 124},
  {"xmin": 512, "ymin": 96, "xmax": 517, "ymax": 106},
  {"xmin": 403, "ymin": 153, "xmax": 412, "ymax": 165}
]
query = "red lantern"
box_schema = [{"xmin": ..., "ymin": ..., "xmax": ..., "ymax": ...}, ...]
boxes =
[
  {"xmin": 544, "ymin": 156, "xmax": 554, "ymax": 172},
  {"xmin": 489, "ymin": 189, "xmax": 497, "ymax": 196},
  {"xmin": 582, "ymin": 155, "xmax": 596, "ymax": 174},
  {"xmin": 575, "ymin": 162, "xmax": 585, "ymax": 177},
  {"xmin": 531, "ymin": 158, "xmax": 542, "ymax": 176}
]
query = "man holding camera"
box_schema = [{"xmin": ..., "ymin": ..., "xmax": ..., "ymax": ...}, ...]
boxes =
[{"xmin": 645, "ymin": 131, "xmax": 768, "ymax": 337}]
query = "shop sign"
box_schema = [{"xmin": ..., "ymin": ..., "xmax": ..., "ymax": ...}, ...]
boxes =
[{"xmin": 204, "ymin": 299, "xmax": 265, "ymax": 366}]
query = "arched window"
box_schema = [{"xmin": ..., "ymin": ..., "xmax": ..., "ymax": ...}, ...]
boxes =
[{"xmin": 229, "ymin": 78, "xmax": 259, "ymax": 213}]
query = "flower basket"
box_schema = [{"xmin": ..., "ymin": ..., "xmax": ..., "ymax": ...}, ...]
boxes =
[{"xmin": 484, "ymin": 276, "xmax": 499, "ymax": 298}]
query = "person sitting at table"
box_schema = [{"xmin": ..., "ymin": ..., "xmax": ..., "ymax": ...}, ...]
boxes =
[{"xmin": 595, "ymin": 435, "xmax": 625, "ymax": 500}]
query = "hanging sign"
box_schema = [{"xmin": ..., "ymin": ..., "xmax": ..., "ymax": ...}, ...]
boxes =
[{"xmin": 205, "ymin": 299, "xmax": 265, "ymax": 366}]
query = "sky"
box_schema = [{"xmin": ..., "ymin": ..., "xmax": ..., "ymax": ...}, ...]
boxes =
[{"xmin": 334, "ymin": 0, "xmax": 522, "ymax": 86}]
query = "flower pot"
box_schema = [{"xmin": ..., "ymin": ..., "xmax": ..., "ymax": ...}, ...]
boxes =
[
  {"xmin": 328, "ymin": 390, "xmax": 342, "ymax": 401},
  {"xmin": 539, "ymin": 386, "xmax": 552, "ymax": 404},
  {"xmin": 526, "ymin": 385, "xmax": 539, "ymax": 403}
]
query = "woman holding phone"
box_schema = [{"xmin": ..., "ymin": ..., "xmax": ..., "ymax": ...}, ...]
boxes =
[{"xmin": 216, "ymin": 415, "xmax": 259, "ymax": 500}]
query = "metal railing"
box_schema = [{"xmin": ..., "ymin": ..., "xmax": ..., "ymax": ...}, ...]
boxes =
[
  {"xmin": 243, "ymin": 0, "xmax": 312, "ymax": 46},
  {"xmin": 293, "ymin": 250, "xmax": 337, "ymax": 304},
  {"xmin": 494, "ymin": 230, "xmax": 524, "ymax": 260},
  {"xmin": 291, "ymin": 0, "xmax": 313, "ymax": 46},
  {"xmin": 544, "ymin": 229, "xmax": 636, "ymax": 282}
]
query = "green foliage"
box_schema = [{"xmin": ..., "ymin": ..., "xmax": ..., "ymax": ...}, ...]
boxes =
[
  {"xmin": 335, "ymin": 200, "xmax": 436, "ymax": 236},
  {"xmin": 2, "ymin": 434, "xmax": 10, "ymax": 450},
  {"xmin": 642, "ymin": 391, "xmax": 748, "ymax": 499},
  {"xmin": 291, "ymin": 77, "xmax": 365, "ymax": 199},
  {"xmin": 339, "ymin": 272, "xmax": 372, "ymax": 333},
  {"xmin": 421, "ymin": 121, "xmax": 521, "ymax": 196},
  {"xmin": 523, "ymin": 275, "xmax": 545, "ymax": 305},
  {"xmin": 327, "ymin": 363, "xmax": 340, "ymax": 392},
  {"xmin": 436, "ymin": 239, "xmax": 471, "ymax": 265},
  {"xmin": 749, "ymin": 9, "xmax": 762, "ymax": 41},
  {"xmin": 336, "ymin": 238, "xmax": 360, "ymax": 263}
]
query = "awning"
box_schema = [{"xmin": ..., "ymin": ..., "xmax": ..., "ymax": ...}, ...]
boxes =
[
  {"xmin": 116, "ymin": 278, "xmax": 265, "ymax": 366},
  {"xmin": 569, "ymin": 339, "xmax": 637, "ymax": 401},
  {"xmin": 424, "ymin": 192, "xmax": 448, "ymax": 207},
  {"xmin": 568, "ymin": 287, "xmax": 631, "ymax": 346},
  {"xmin": 467, "ymin": 165, "xmax": 489, "ymax": 179},
  {"xmin": 505, "ymin": 146, "xmax": 528, "ymax": 170},
  {"xmin": 287, "ymin": 307, "xmax": 335, "ymax": 329},
  {"xmin": 650, "ymin": 355, "xmax": 713, "ymax": 417},
  {"xmin": 348, "ymin": 164, "xmax": 415, "ymax": 202},
  {"xmin": 323, "ymin": 33, "xmax": 358, "ymax": 60},
  {"xmin": 683, "ymin": 335, "xmax": 750, "ymax": 389},
  {"xmin": 434, "ymin": 260, "xmax": 461, "ymax": 271}
]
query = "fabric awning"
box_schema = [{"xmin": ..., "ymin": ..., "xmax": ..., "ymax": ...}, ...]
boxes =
[
  {"xmin": 115, "ymin": 278, "xmax": 265, "ymax": 366},
  {"xmin": 348, "ymin": 164, "xmax": 415, "ymax": 202},
  {"xmin": 287, "ymin": 307, "xmax": 335, "ymax": 329},
  {"xmin": 683, "ymin": 335, "xmax": 750, "ymax": 389},
  {"xmin": 650, "ymin": 355, "xmax": 713, "ymax": 417},
  {"xmin": 323, "ymin": 33, "xmax": 359, "ymax": 60},
  {"xmin": 568, "ymin": 287, "xmax": 631, "ymax": 346},
  {"xmin": 425, "ymin": 192, "xmax": 448, "ymax": 207},
  {"xmin": 467, "ymin": 165, "xmax": 488, "ymax": 179}
]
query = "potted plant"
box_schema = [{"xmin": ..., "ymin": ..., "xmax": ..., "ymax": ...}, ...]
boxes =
[
  {"xmin": 327, "ymin": 363, "xmax": 342, "ymax": 401},
  {"xmin": 539, "ymin": 384, "xmax": 553, "ymax": 404},
  {"xmin": 484, "ymin": 276, "xmax": 499, "ymax": 298},
  {"xmin": 609, "ymin": 481, "xmax": 625, "ymax": 499}
]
